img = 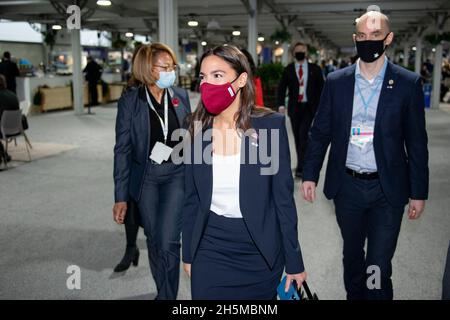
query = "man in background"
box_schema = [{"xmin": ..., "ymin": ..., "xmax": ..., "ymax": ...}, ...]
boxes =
[
  {"xmin": 0, "ymin": 51, "xmax": 20, "ymax": 94},
  {"xmin": 83, "ymin": 56, "xmax": 103, "ymax": 106},
  {"xmin": 277, "ymin": 41, "xmax": 324, "ymax": 178}
]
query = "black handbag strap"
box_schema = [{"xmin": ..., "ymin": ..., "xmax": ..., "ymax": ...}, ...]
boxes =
[
  {"xmin": 294, "ymin": 280, "xmax": 317, "ymax": 300},
  {"xmin": 302, "ymin": 281, "xmax": 314, "ymax": 300}
]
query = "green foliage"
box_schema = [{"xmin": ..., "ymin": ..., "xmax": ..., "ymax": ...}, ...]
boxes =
[
  {"xmin": 33, "ymin": 88, "xmax": 43, "ymax": 106},
  {"xmin": 255, "ymin": 62, "xmax": 285, "ymax": 109},
  {"xmin": 270, "ymin": 28, "xmax": 292, "ymax": 44},
  {"xmin": 425, "ymin": 32, "xmax": 450, "ymax": 45},
  {"xmin": 255, "ymin": 62, "xmax": 284, "ymax": 86},
  {"xmin": 41, "ymin": 29, "xmax": 58, "ymax": 48},
  {"xmin": 112, "ymin": 37, "xmax": 127, "ymax": 49}
]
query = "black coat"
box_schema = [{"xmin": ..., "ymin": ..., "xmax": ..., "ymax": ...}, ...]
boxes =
[
  {"xmin": 0, "ymin": 60, "xmax": 20, "ymax": 93},
  {"xmin": 277, "ymin": 62, "xmax": 324, "ymax": 116},
  {"xmin": 303, "ymin": 61, "xmax": 429, "ymax": 207}
]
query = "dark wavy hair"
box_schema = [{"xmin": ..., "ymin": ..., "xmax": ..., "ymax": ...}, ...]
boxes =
[{"xmin": 188, "ymin": 45, "xmax": 273, "ymax": 137}]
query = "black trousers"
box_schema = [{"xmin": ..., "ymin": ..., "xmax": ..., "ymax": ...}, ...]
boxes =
[
  {"xmin": 334, "ymin": 173, "xmax": 404, "ymax": 300},
  {"xmin": 288, "ymin": 102, "xmax": 314, "ymax": 174},
  {"xmin": 137, "ymin": 162, "xmax": 185, "ymax": 300},
  {"xmin": 88, "ymin": 81, "xmax": 98, "ymax": 106}
]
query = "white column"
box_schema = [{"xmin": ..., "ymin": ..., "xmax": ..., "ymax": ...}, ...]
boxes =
[
  {"xmin": 197, "ymin": 40, "xmax": 204, "ymax": 59},
  {"xmin": 158, "ymin": 0, "xmax": 177, "ymax": 51},
  {"xmin": 281, "ymin": 42, "xmax": 290, "ymax": 65},
  {"xmin": 173, "ymin": 1, "xmax": 179, "ymax": 58},
  {"xmin": 403, "ymin": 43, "xmax": 409, "ymax": 68},
  {"xmin": 414, "ymin": 37, "xmax": 423, "ymax": 74},
  {"xmin": 71, "ymin": 28, "xmax": 83, "ymax": 115},
  {"xmin": 247, "ymin": 0, "xmax": 258, "ymax": 63},
  {"xmin": 432, "ymin": 43, "xmax": 443, "ymax": 109}
]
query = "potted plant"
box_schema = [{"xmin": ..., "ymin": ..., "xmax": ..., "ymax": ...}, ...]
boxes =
[
  {"xmin": 255, "ymin": 62, "xmax": 285, "ymax": 110},
  {"xmin": 270, "ymin": 28, "xmax": 292, "ymax": 44}
]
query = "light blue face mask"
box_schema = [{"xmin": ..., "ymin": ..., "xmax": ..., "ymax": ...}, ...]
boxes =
[{"xmin": 155, "ymin": 70, "xmax": 176, "ymax": 89}]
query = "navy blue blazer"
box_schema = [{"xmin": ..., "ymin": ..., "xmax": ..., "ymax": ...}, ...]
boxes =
[
  {"xmin": 303, "ymin": 61, "xmax": 429, "ymax": 207},
  {"xmin": 182, "ymin": 113, "xmax": 305, "ymax": 274},
  {"xmin": 114, "ymin": 85, "xmax": 191, "ymax": 203}
]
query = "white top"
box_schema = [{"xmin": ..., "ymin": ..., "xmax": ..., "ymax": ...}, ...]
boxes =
[{"xmin": 210, "ymin": 151, "xmax": 243, "ymax": 218}]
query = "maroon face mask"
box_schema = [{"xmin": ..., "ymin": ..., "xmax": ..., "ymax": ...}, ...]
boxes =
[{"xmin": 200, "ymin": 76, "xmax": 241, "ymax": 115}]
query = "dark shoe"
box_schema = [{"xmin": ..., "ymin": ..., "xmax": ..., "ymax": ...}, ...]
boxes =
[
  {"xmin": 114, "ymin": 247, "xmax": 139, "ymax": 272},
  {"xmin": 6, "ymin": 154, "xmax": 11, "ymax": 162}
]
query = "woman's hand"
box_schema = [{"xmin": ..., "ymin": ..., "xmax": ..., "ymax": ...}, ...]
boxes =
[
  {"xmin": 113, "ymin": 202, "xmax": 127, "ymax": 224},
  {"xmin": 183, "ymin": 263, "xmax": 191, "ymax": 278},
  {"xmin": 285, "ymin": 271, "xmax": 307, "ymax": 292}
]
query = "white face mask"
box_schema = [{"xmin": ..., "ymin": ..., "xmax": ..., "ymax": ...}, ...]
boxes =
[{"xmin": 155, "ymin": 70, "xmax": 176, "ymax": 89}]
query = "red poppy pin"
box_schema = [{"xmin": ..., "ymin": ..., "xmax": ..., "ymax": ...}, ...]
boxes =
[{"xmin": 172, "ymin": 97, "xmax": 180, "ymax": 107}]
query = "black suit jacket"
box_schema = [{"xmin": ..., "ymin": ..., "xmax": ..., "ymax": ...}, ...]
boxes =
[
  {"xmin": 113, "ymin": 85, "xmax": 191, "ymax": 203},
  {"xmin": 277, "ymin": 62, "xmax": 324, "ymax": 116},
  {"xmin": 303, "ymin": 61, "xmax": 429, "ymax": 207},
  {"xmin": 0, "ymin": 60, "xmax": 20, "ymax": 93},
  {"xmin": 182, "ymin": 113, "xmax": 305, "ymax": 274}
]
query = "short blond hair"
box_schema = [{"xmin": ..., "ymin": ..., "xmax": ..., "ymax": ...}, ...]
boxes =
[{"xmin": 132, "ymin": 42, "xmax": 178, "ymax": 86}]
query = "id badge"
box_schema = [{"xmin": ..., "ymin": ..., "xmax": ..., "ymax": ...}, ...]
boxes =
[
  {"xmin": 350, "ymin": 124, "xmax": 374, "ymax": 149},
  {"xmin": 149, "ymin": 142, "xmax": 173, "ymax": 164}
]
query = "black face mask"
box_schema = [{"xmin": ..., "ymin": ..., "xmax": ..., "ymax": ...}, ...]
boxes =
[
  {"xmin": 295, "ymin": 52, "xmax": 306, "ymax": 61},
  {"xmin": 355, "ymin": 33, "xmax": 390, "ymax": 63}
]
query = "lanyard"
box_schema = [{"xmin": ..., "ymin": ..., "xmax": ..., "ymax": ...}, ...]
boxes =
[
  {"xmin": 145, "ymin": 88, "xmax": 169, "ymax": 144},
  {"xmin": 355, "ymin": 79, "xmax": 381, "ymax": 121}
]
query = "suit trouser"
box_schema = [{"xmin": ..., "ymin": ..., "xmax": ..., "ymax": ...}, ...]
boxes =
[
  {"xmin": 137, "ymin": 161, "xmax": 184, "ymax": 300},
  {"xmin": 333, "ymin": 173, "xmax": 404, "ymax": 300},
  {"xmin": 289, "ymin": 102, "xmax": 313, "ymax": 173},
  {"xmin": 88, "ymin": 81, "xmax": 98, "ymax": 105}
]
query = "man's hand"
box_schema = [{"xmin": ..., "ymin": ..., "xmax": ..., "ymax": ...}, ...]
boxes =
[
  {"xmin": 113, "ymin": 202, "xmax": 127, "ymax": 224},
  {"xmin": 183, "ymin": 263, "xmax": 191, "ymax": 278},
  {"xmin": 285, "ymin": 272, "xmax": 308, "ymax": 292},
  {"xmin": 301, "ymin": 181, "xmax": 316, "ymax": 203},
  {"xmin": 408, "ymin": 199, "xmax": 425, "ymax": 220},
  {"xmin": 278, "ymin": 106, "xmax": 286, "ymax": 114}
]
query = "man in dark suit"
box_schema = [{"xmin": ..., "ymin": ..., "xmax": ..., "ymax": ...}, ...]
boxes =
[
  {"xmin": 0, "ymin": 51, "xmax": 20, "ymax": 94},
  {"xmin": 301, "ymin": 11, "xmax": 429, "ymax": 300},
  {"xmin": 277, "ymin": 41, "xmax": 324, "ymax": 178},
  {"xmin": 83, "ymin": 56, "xmax": 102, "ymax": 106}
]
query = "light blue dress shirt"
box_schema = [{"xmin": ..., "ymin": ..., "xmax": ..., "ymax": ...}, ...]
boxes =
[
  {"xmin": 295, "ymin": 59, "xmax": 308, "ymax": 102},
  {"xmin": 345, "ymin": 57, "xmax": 388, "ymax": 173}
]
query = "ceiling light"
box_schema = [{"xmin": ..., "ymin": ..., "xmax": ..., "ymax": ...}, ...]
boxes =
[
  {"xmin": 97, "ymin": 0, "xmax": 112, "ymax": 6},
  {"xmin": 258, "ymin": 36, "xmax": 264, "ymax": 42},
  {"xmin": 188, "ymin": 20, "xmax": 198, "ymax": 27},
  {"xmin": 201, "ymin": 41, "xmax": 207, "ymax": 46},
  {"xmin": 275, "ymin": 40, "xmax": 279, "ymax": 45},
  {"xmin": 125, "ymin": 32, "xmax": 134, "ymax": 38},
  {"xmin": 52, "ymin": 24, "xmax": 62, "ymax": 30},
  {"xmin": 232, "ymin": 30, "xmax": 241, "ymax": 36}
]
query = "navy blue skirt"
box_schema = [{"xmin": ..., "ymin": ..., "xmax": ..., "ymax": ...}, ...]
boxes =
[{"xmin": 191, "ymin": 211, "xmax": 284, "ymax": 300}]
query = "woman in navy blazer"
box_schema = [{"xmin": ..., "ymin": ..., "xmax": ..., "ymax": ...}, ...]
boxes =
[
  {"xmin": 182, "ymin": 45, "xmax": 306, "ymax": 300},
  {"xmin": 113, "ymin": 43, "xmax": 191, "ymax": 300}
]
